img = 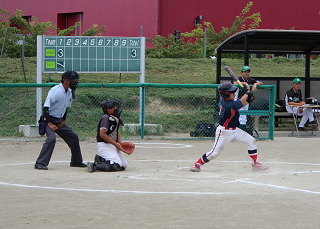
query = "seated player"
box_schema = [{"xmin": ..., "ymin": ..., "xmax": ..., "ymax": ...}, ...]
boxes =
[
  {"xmin": 87, "ymin": 99, "xmax": 128, "ymax": 172},
  {"xmin": 285, "ymin": 78, "xmax": 316, "ymax": 132}
]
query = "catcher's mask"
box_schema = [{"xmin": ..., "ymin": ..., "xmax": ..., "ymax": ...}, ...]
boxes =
[
  {"xmin": 218, "ymin": 82, "xmax": 238, "ymax": 99},
  {"xmin": 101, "ymin": 99, "xmax": 122, "ymax": 117},
  {"xmin": 62, "ymin": 71, "xmax": 80, "ymax": 99}
]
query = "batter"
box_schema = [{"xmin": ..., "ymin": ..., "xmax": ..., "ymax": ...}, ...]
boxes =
[{"xmin": 190, "ymin": 82, "xmax": 269, "ymax": 172}]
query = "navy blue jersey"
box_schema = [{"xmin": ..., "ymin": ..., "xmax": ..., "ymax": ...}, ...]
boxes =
[{"xmin": 218, "ymin": 98, "xmax": 243, "ymax": 128}]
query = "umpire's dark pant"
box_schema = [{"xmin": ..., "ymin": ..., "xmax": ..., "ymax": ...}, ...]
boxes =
[{"xmin": 36, "ymin": 124, "xmax": 83, "ymax": 166}]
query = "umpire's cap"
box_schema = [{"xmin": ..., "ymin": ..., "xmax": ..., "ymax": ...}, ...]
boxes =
[
  {"xmin": 218, "ymin": 82, "xmax": 238, "ymax": 99},
  {"xmin": 62, "ymin": 70, "xmax": 80, "ymax": 80},
  {"xmin": 241, "ymin": 66, "xmax": 251, "ymax": 72}
]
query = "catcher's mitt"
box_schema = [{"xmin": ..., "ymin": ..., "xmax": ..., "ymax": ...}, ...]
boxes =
[
  {"xmin": 120, "ymin": 142, "xmax": 135, "ymax": 155},
  {"xmin": 245, "ymin": 91, "xmax": 255, "ymax": 103}
]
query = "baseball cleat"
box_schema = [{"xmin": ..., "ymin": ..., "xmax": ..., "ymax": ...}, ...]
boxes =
[
  {"xmin": 252, "ymin": 162, "xmax": 269, "ymax": 171},
  {"xmin": 190, "ymin": 164, "xmax": 201, "ymax": 172},
  {"xmin": 87, "ymin": 162, "xmax": 96, "ymax": 173}
]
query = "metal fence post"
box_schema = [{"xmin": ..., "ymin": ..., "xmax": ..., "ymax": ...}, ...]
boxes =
[
  {"xmin": 1, "ymin": 28, "xmax": 9, "ymax": 57},
  {"xmin": 269, "ymin": 84, "xmax": 276, "ymax": 140},
  {"xmin": 204, "ymin": 27, "xmax": 207, "ymax": 58},
  {"xmin": 141, "ymin": 86, "xmax": 145, "ymax": 139}
]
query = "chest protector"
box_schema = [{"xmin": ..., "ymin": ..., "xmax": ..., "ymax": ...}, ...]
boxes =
[{"xmin": 97, "ymin": 115, "xmax": 120, "ymax": 143}]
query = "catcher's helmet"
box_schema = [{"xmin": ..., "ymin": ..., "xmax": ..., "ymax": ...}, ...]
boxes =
[
  {"xmin": 218, "ymin": 82, "xmax": 238, "ymax": 99},
  {"xmin": 101, "ymin": 99, "xmax": 122, "ymax": 117}
]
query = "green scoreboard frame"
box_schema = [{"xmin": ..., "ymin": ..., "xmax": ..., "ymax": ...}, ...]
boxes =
[{"xmin": 40, "ymin": 36, "xmax": 145, "ymax": 73}]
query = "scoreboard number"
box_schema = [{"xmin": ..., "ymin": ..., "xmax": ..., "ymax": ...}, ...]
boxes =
[{"xmin": 131, "ymin": 49, "xmax": 137, "ymax": 58}]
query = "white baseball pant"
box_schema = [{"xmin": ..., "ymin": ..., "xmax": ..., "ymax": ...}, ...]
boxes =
[
  {"xmin": 97, "ymin": 142, "xmax": 128, "ymax": 167},
  {"xmin": 205, "ymin": 125, "xmax": 257, "ymax": 161},
  {"xmin": 286, "ymin": 106, "xmax": 314, "ymax": 127}
]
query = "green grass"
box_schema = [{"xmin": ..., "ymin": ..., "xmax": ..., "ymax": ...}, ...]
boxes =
[{"xmin": 2, "ymin": 56, "xmax": 320, "ymax": 84}]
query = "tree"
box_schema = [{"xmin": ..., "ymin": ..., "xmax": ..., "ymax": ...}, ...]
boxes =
[{"xmin": 0, "ymin": 7, "xmax": 106, "ymax": 58}]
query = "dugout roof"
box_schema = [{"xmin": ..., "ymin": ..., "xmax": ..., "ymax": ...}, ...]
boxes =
[{"xmin": 215, "ymin": 29, "xmax": 320, "ymax": 97}]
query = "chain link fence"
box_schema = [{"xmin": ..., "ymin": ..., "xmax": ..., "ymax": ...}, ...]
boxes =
[{"xmin": 0, "ymin": 83, "xmax": 275, "ymax": 141}]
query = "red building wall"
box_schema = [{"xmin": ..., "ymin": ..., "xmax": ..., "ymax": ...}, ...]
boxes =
[
  {"xmin": 2, "ymin": 0, "xmax": 320, "ymax": 41},
  {"xmin": 160, "ymin": 0, "xmax": 320, "ymax": 37},
  {"xmin": 0, "ymin": 0, "xmax": 158, "ymax": 39}
]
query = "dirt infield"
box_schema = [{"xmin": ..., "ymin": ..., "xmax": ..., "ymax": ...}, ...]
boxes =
[{"xmin": 1, "ymin": 137, "xmax": 320, "ymax": 228}]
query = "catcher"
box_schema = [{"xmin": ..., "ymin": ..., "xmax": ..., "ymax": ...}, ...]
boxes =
[
  {"xmin": 190, "ymin": 82, "xmax": 268, "ymax": 172},
  {"xmin": 87, "ymin": 99, "xmax": 135, "ymax": 173}
]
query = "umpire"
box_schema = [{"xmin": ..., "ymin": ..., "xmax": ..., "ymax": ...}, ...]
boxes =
[{"xmin": 34, "ymin": 71, "xmax": 86, "ymax": 170}]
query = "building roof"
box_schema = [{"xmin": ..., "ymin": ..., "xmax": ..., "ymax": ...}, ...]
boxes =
[{"xmin": 215, "ymin": 29, "xmax": 320, "ymax": 54}]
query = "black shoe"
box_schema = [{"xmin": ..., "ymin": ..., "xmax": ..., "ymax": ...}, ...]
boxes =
[
  {"xmin": 298, "ymin": 127, "xmax": 307, "ymax": 132},
  {"xmin": 34, "ymin": 163, "xmax": 48, "ymax": 170},
  {"xmin": 70, "ymin": 162, "xmax": 87, "ymax": 167},
  {"xmin": 87, "ymin": 162, "xmax": 96, "ymax": 173}
]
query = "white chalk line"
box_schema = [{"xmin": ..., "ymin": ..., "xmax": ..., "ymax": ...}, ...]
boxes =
[
  {"xmin": 134, "ymin": 143, "xmax": 192, "ymax": 149},
  {"xmin": 0, "ymin": 182, "xmax": 234, "ymax": 195},
  {"xmin": 1, "ymin": 160, "xmax": 320, "ymax": 195},
  {"xmin": 237, "ymin": 179, "xmax": 320, "ymax": 195}
]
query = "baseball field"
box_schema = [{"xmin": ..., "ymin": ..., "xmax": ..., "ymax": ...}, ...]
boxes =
[{"xmin": 1, "ymin": 137, "xmax": 320, "ymax": 228}]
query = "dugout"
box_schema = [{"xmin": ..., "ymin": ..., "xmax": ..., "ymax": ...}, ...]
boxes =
[{"xmin": 215, "ymin": 29, "xmax": 320, "ymax": 101}]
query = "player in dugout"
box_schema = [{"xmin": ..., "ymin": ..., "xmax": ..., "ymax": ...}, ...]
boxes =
[
  {"xmin": 234, "ymin": 66, "xmax": 263, "ymax": 133},
  {"xmin": 190, "ymin": 82, "xmax": 269, "ymax": 172},
  {"xmin": 285, "ymin": 77, "xmax": 317, "ymax": 132}
]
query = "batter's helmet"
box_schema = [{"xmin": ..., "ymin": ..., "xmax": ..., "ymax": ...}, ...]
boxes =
[
  {"xmin": 218, "ymin": 82, "xmax": 238, "ymax": 98},
  {"xmin": 101, "ymin": 99, "xmax": 122, "ymax": 117}
]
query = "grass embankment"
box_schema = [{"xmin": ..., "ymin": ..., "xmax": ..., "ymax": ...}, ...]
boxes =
[{"xmin": 1, "ymin": 56, "xmax": 320, "ymax": 84}]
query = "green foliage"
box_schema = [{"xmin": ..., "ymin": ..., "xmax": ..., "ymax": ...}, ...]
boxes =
[
  {"xmin": 147, "ymin": 1, "xmax": 261, "ymax": 59},
  {"xmin": 0, "ymin": 8, "xmax": 58, "ymax": 58},
  {"xmin": 146, "ymin": 34, "xmax": 200, "ymax": 58},
  {"xmin": 272, "ymin": 56, "xmax": 292, "ymax": 64},
  {"xmin": 57, "ymin": 23, "xmax": 80, "ymax": 36},
  {"xmin": 81, "ymin": 24, "xmax": 106, "ymax": 36},
  {"xmin": 0, "ymin": 7, "xmax": 106, "ymax": 58}
]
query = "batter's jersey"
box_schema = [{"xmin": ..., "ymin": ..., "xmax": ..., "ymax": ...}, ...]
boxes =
[{"xmin": 218, "ymin": 98, "xmax": 243, "ymax": 128}]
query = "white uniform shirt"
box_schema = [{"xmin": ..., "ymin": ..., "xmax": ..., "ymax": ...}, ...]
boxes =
[{"xmin": 43, "ymin": 83, "xmax": 73, "ymax": 118}]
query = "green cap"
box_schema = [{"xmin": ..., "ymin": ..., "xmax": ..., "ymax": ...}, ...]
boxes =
[
  {"xmin": 241, "ymin": 66, "xmax": 251, "ymax": 72},
  {"xmin": 293, "ymin": 78, "xmax": 301, "ymax": 84}
]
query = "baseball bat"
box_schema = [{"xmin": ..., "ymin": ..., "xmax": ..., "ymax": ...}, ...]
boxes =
[{"xmin": 224, "ymin": 66, "xmax": 243, "ymax": 88}]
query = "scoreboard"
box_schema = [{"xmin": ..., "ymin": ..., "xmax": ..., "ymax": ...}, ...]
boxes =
[{"xmin": 42, "ymin": 36, "xmax": 145, "ymax": 73}]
